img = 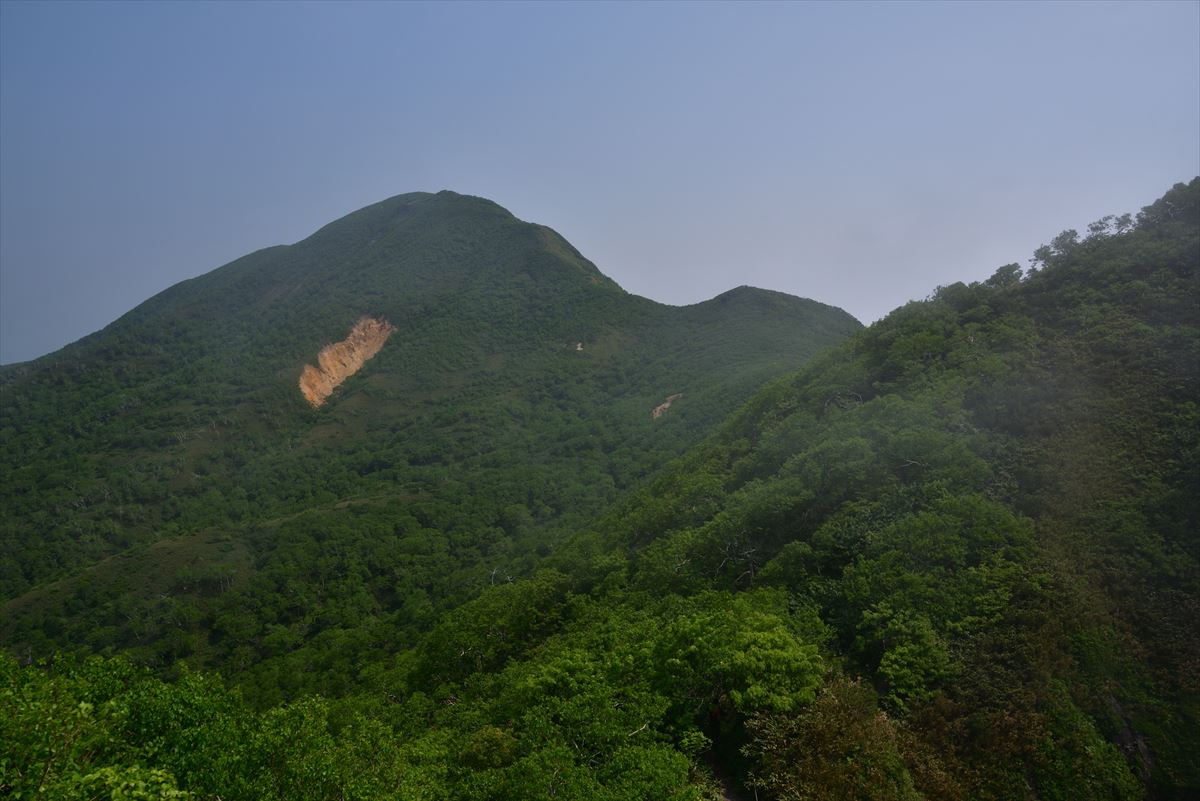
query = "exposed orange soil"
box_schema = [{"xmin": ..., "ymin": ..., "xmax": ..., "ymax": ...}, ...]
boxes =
[
  {"xmin": 299, "ymin": 316, "xmax": 395, "ymax": 408},
  {"xmin": 652, "ymin": 393, "xmax": 683, "ymax": 420}
]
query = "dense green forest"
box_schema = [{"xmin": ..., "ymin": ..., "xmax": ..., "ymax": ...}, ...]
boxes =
[
  {"xmin": 2, "ymin": 180, "xmax": 1197, "ymax": 800},
  {"xmin": 0, "ymin": 191, "xmax": 858, "ymax": 694}
]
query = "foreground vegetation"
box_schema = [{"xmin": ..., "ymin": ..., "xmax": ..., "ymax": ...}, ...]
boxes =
[{"xmin": 3, "ymin": 180, "xmax": 1197, "ymax": 799}]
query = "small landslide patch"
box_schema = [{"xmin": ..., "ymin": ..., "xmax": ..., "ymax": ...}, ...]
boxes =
[
  {"xmin": 299, "ymin": 316, "xmax": 395, "ymax": 408},
  {"xmin": 652, "ymin": 393, "xmax": 682, "ymax": 420}
]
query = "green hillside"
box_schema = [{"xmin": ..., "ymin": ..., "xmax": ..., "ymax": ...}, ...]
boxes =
[
  {"xmin": 564, "ymin": 179, "xmax": 1199, "ymax": 799},
  {"xmin": 0, "ymin": 191, "xmax": 859, "ymax": 686},
  {"xmin": 2, "ymin": 180, "xmax": 1196, "ymax": 801}
]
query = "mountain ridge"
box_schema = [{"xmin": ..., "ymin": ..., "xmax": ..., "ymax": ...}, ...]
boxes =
[
  {"xmin": 1, "ymin": 179, "xmax": 1196, "ymax": 800},
  {"xmin": 0, "ymin": 190, "xmax": 861, "ymax": 608}
]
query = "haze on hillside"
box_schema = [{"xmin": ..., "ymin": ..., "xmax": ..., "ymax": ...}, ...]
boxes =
[
  {"xmin": 3, "ymin": 176, "xmax": 1196, "ymax": 799},
  {"xmin": 1, "ymin": 0, "xmax": 1197, "ymax": 364}
]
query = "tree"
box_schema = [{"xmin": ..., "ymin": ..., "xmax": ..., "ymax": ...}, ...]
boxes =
[{"xmin": 746, "ymin": 677, "xmax": 920, "ymax": 801}]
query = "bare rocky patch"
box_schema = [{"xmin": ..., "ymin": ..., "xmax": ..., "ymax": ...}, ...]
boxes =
[
  {"xmin": 299, "ymin": 316, "xmax": 395, "ymax": 408},
  {"xmin": 652, "ymin": 393, "xmax": 683, "ymax": 419}
]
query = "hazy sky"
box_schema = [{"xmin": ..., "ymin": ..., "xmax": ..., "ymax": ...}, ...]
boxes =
[{"xmin": 1, "ymin": 1, "xmax": 1197, "ymax": 364}]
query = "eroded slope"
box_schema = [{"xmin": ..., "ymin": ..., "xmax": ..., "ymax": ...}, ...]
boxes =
[{"xmin": 299, "ymin": 316, "xmax": 395, "ymax": 407}]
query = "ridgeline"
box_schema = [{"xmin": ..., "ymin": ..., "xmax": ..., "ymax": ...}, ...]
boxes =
[{"xmin": 2, "ymin": 181, "xmax": 1197, "ymax": 800}]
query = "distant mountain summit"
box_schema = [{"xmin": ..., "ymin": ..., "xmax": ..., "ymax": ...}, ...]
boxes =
[{"xmin": 0, "ymin": 191, "xmax": 859, "ymax": 612}]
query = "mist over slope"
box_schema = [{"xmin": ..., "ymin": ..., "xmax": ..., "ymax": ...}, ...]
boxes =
[{"xmin": 2, "ymin": 181, "xmax": 1196, "ymax": 800}]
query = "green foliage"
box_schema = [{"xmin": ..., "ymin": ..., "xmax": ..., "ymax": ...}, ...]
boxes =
[
  {"xmin": 71, "ymin": 766, "xmax": 193, "ymax": 801},
  {"xmin": 2, "ymin": 179, "xmax": 1198, "ymax": 798},
  {"xmin": 412, "ymin": 569, "xmax": 574, "ymax": 688},
  {"xmin": 1030, "ymin": 684, "xmax": 1142, "ymax": 801},
  {"xmin": 746, "ymin": 678, "xmax": 920, "ymax": 801},
  {"xmin": 652, "ymin": 591, "xmax": 822, "ymax": 720},
  {"xmin": 842, "ymin": 494, "xmax": 1035, "ymax": 711},
  {"xmin": 1, "ymin": 192, "xmax": 859, "ymax": 694},
  {"xmin": 593, "ymin": 178, "xmax": 1199, "ymax": 797},
  {"xmin": 0, "ymin": 653, "xmax": 464, "ymax": 801}
]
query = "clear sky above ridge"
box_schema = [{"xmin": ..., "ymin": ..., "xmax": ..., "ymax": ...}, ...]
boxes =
[{"xmin": 1, "ymin": 0, "xmax": 1197, "ymax": 363}]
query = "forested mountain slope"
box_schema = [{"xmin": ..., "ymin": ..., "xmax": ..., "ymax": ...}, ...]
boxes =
[
  {"xmin": 560, "ymin": 178, "xmax": 1199, "ymax": 799},
  {"xmin": 2, "ymin": 180, "xmax": 1196, "ymax": 801},
  {"xmin": 0, "ymin": 191, "xmax": 858, "ymax": 687}
]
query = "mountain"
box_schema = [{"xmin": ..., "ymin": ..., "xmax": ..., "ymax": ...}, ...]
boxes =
[
  {"xmin": 0, "ymin": 190, "xmax": 859, "ymax": 672},
  {"xmin": 562, "ymin": 179, "xmax": 1199, "ymax": 799},
  {"xmin": 2, "ymin": 180, "xmax": 1196, "ymax": 801}
]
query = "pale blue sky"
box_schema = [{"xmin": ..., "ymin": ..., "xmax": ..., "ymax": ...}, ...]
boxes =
[{"xmin": 2, "ymin": 0, "xmax": 1197, "ymax": 363}]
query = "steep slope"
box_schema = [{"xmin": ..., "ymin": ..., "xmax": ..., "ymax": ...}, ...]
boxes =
[
  {"xmin": 3, "ymin": 181, "xmax": 1194, "ymax": 801},
  {"xmin": 298, "ymin": 316, "xmax": 396, "ymax": 407},
  {"xmin": 0, "ymin": 191, "xmax": 859, "ymax": 681},
  {"xmin": 545, "ymin": 178, "xmax": 1197, "ymax": 799},
  {"xmin": 4, "ymin": 180, "xmax": 1193, "ymax": 801}
]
